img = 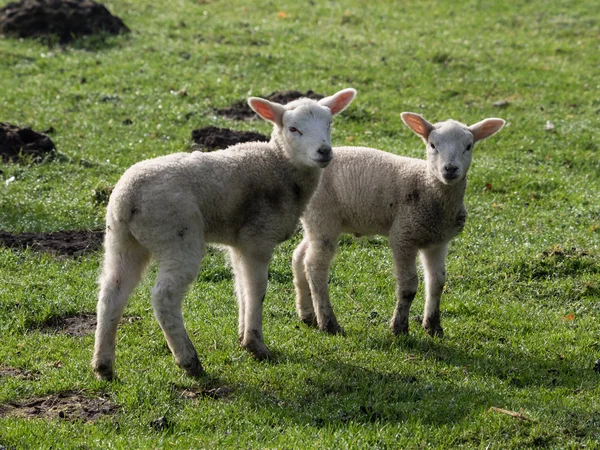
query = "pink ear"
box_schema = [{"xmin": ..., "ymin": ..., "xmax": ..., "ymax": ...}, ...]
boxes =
[
  {"xmin": 401, "ymin": 112, "xmax": 434, "ymax": 141},
  {"xmin": 318, "ymin": 88, "xmax": 356, "ymax": 116},
  {"xmin": 469, "ymin": 118, "xmax": 505, "ymax": 143},
  {"xmin": 247, "ymin": 98, "xmax": 284, "ymax": 126}
]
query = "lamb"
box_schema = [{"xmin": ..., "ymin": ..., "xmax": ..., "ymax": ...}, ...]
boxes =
[
  {"xmin": 292, "ymin": 112, "xmax": 505, "ymax": 337},
  {"xmin": 91, "ymin": 88, "xmax": 357, "ymax": 380}
]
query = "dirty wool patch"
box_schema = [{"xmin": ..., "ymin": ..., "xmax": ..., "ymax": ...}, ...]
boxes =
[
  {"xmin": 38, "ymin": 313, "xmax": 141, "ymax": 336},
  {"xmin": 0, "ymin": 230, "xmax": 104, "ymax": 256},
  {"xmin": 215, "ymin": 90, "xmax": 325, "ymax": 120},
  {"xmin": 0, "ymin": 364, "xmax": 38, "ymax": 380},
  {"xmin": 0, "ymin": 391, "xmax": 118, "ymax": 422},
  {"xmin": 0, "ymin": 122, "xmax": 55, "ymax": 163},
  {"xmin": 0, "ymin": 0, "xmax": 129, "ymax": 43},
  {"xmin": 191, "ymin": 126, "xmax": 269, "ymax": 151}
]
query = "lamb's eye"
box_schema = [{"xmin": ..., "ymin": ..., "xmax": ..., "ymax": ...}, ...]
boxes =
[
  {"xmin": 465, "ymin": 144, "xmax": 472, "ymax": 151},
  {"xmin": 430, "ymin": 143, "xmax": 436, "ymax": 149},
  {"xmin": 328, "ymin": 121, "xmax": 332, "ymax": 128},
  {"xmin": 289, "ymin": 127, "xmax": 302, "ymax": 135}
]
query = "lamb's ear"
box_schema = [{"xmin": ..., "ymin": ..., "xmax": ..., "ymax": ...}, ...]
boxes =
[
  {"xmin": 401, "ymin": 112, "xmax": 434, "ymax": 143},
  {"xmin": 469, "ymin": 118, "xmax": 505, "ymax": 143},
  {"xmin": 318, "ymin": 88, "xmax": 356, "ymax": 116},
  {"xmin": 248, "ymin": 97, "xmax": 285, "ymax": 127}
]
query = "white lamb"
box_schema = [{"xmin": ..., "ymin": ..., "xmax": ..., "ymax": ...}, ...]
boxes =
[
  {"xmin": 292, "ymin": 112, "xmax": 505, "ymax": 337},
  {"xmin": 91, "ymin": 88, "xmax": 357, "ymax": 380}
]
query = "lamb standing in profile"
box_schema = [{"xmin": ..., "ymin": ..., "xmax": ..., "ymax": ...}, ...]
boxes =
[
  {"xmin": 92, "ymin": 88, "xmax": 357, "ymax": 380},
  {"xmin": 293, "ymin": 113, "xmax": 505, "ymax": 337}
]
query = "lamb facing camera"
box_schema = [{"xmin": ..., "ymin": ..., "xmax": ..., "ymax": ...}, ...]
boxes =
[
  {"xmin": 293, "ymin": 112, "xmax": 505, "ymax": 337},
  {"xmin": 92, "ymin": 88, "xmax": 356, "ymax": 380}
]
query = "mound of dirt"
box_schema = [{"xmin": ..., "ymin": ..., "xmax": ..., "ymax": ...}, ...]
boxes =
[
  {"xmin": 0, "ymin": 0, "xmax": 129, "ymax": 43},
  {"xmin": 0, "ymin": 364, "xmax": 38, "ymax": 380},
  {"xmin": 0, "ymin": 123, "xmax": 55, "ymax": 163},
  {"xmin": 191, "ymin": 126, "xmax": 269, "ymax": 151},
  {"xmin": 215, "ymin": 90, "xmax": 325, "ymax": 120},
  {"xmin": 38, "ymin": 312, "xmax": 141, "ymax": 337},
  {"xmin": 0, "ymin": 391, "xmax": 118, "ymax": 422},
  {"xmin": 0, "ymin": 230, "xmax": 104, "ymax": 256}
]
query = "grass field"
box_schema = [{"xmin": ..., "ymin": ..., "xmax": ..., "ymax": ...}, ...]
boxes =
[{"xmin": 1, "ymin": 0, "xmax": 599, "ymax": 448}]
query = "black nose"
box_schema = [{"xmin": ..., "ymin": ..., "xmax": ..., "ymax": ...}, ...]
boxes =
[
  {"xmin": 317, "ymin": 145, "xmax": 332, "ymax": 159},
  {"xmin": 443, "ymin": 163, "xmax": 458, "ymax": 174}
]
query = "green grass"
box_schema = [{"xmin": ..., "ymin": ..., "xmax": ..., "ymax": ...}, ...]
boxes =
[{"xmin": 1, "ymin": 0, "xmax": 599, "ymax": 448}]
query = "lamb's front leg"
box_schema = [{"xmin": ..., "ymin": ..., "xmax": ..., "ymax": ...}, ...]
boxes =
[
  {"xmin": 229, "ymin": 249, "xmax": 247, "ymax": 342},
  {"xmin": 389, "ymin": 242, "xmax": 419, "ymax": 336},
  {"xmin": 238, "ymin": 250, "xmax": 272, "ymax": 360},
  {"xmin": 419, "ymin": 244, "xmax": 448, "ymax": 337}
]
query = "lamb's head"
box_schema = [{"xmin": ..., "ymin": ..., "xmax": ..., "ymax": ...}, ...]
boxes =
[
  {"xmin": 401, "ymin": 112, "xmax": 505, "ymax": 185},
  {"xmin": 248, "ymin": 88, "xmax": 356, "ymax": 168}
]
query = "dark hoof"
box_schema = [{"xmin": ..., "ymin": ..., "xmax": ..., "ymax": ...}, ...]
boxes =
[
  {"xmin": 180, "ymin": 357, "xmax": 205, "ymax": 378},
  {"xmin": 390, "ymin": 317, "xmax": 409, "ymax": 336},
  {"xmin": 92, "ymin": 361, "xmax": 114, "ymax": 381},
  {"xmin": 242, "ymin": 339, "xmax": 272, "ymax": 361},
  {"xmin": 423, "ymin": 316, "xmax": 444, "ymax": 338},
  {"xmin": 300, "ymin": 314, "xmax": 318, "ymax": 328},
  {"xmin": 320, "ymin": 321, "xmax": 344, "ymax": 335}
]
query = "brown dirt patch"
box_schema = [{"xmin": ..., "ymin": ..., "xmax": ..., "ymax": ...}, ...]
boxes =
[
  {"xmin": 215, "ymin": 90, "xmax": 325, "ymax": 120},
  {"xmin": 0, "ymin": 0, "xmax": 129, "ymax": 43},
  {"xmin": 0, "ymin": 229, "xmax": 104, "ymax": 257},
  {"xmin": 0, "ymin": 391, "xmax": 118, "ymax": 422},
  {"xmin": 0, "ymin": 364, "xmax": 38, "ymax": 380},
  {"xmin": 38, "ymin": 313, "xmax": 141, "ymax": 336},
  {"xmin": 191, "ymin": 126, "xmax": 269, "ymax": 151},
  {"xmin": 0, "ymin": 122, "xmax": 55, "ymax": 163},
  {"xmin": 172, "ymin": 383, "xmax": 234, "ymax": 401}
]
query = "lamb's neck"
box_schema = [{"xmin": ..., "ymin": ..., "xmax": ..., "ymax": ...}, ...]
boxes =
[
  {"xmin": 270, "ymin": 136, "xmax": 323, "ymax": 201},
  {"xmin": 427, "ymin": 173, "xmax": 467, "ymax": 213}
]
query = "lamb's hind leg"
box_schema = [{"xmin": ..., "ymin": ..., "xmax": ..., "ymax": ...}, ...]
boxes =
[
  {"xmin": 419, "ymin": 244, "xmax": 448, "ymax": 337},
  {"xmin": 304, "ymin": 236, "xmax": 342, "ymax": 334},
  {"xmin": 92, "ymin": 231, "xmax": 150, "ymax": 380},
  {"xmin": 389, "ymin": 239, "xmax": 419, "ymax": 336},
  {"xmin": 292, "ymin": 239, "xmax": 316, "ymax": 327},
  {"xmin": 151, "ymin": 239, "xmax": 205, "ymax": 377},
  {"xmin": 230, "ymin": 249, "xmax": 246, "ymax": 342}
]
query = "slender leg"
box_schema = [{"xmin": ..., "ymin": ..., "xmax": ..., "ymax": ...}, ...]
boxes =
[
  {"xmin": 237, "ymin": 250, "xmax": 272, "ymax": 360},
  {"xmin": 92, "ymin": 232, "xmax": 150, "ymax": 380},
  {"xmin": 151, "ymin": 239, "xmax": 205, "ymax": 377},
  {"xmin": 419, "ymin": 244, "xmax": 448, "ymax": 337},
  {"xmin": 304, "ymin": 237, "xmax": 342, "ymax": 334},
  {"xmin": 292, "ymin": 239, "xmax": 316, "ymax": 326},
  {"xmin": 230, "ymin": 249, "xmax": 246, "ymax": 342},
  {"xmin": 389, "ymin": 239, "xmax": 419, "ymax": 336}
]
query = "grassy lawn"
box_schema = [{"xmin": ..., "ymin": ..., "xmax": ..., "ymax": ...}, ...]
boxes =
[{"xmin": 1, "ymin": 0, "xmax": 599, "ymax": 448}]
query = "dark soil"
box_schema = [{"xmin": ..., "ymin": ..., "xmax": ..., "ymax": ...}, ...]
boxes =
[
  {"xmin": 0, "ymin": 0, "xmax": 129, "ymax": 43},
  {"xmin": 0, "ymin": 229, "xmax": 104, "ymax": 256},
  {"xmin": 0, "ymin": 122, "xmax": 55, "ymax": 163},
  {"xmin": 38, "ymin": 312, "xmax": 141, "ymax": 336},
  {"xmin": 0, "ymin": 364, "xmax": 38, "ymax": 380},
  {"xmin": 0, "ymin": 391, "xmax": 118, "ymax": 422},
  {"xmin": 191, "ymin": 126, "xmax": 269, "ymax": 151},
  {"xmin": 178, "ymin": 386, "xmax": 234, "ymax": 400},
  {"xmin": 215, "ymin": 90, "xmax": 325, "ymax": 120}
]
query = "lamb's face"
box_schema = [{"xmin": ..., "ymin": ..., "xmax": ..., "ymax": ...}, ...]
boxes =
[
  {"xmin": 281, "ymin": 104, "xmax": 333, "ymax": 169},
  {"xmin": 427, "ymin": 121, "xmax": 474, "ymax": 185}
]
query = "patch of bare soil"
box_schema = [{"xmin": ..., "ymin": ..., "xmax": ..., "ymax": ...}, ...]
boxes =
[
  {"xmin": 38, "ymin": 313, "xmax": 141, "ymax": 336},
  {"xmin": 191, "ymin": 126, "xmax": 269, "ymax": 151},
  {"xmin": 0, "ymin": 364, "xmax": 38, "ymax": 380},
  {"xmin": 172, "ymin": 383, "xmax": 234, "ymax": 401},
  {"xmin": 0, "ymin": 122, "xmax": 55, "ymax": 163},
  {"xmin": 0, "ymin": 229, "xmax": 104, "ymax": 257},
  {"xmin": 215, "ymin": 90, "xmax": 325, "ymax": 120},
  {"xmin": 0, "ymin": 391, "xmax": 118, "ymax": 422},
  {"xmin": 0, "ymin": 0, "xmax": 129, "ymax": 43}
]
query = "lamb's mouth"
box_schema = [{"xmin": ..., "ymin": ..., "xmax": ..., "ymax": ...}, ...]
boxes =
[{"xmin": 312, "ymin": 155, "xmax": 333, "ymax": 167}]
